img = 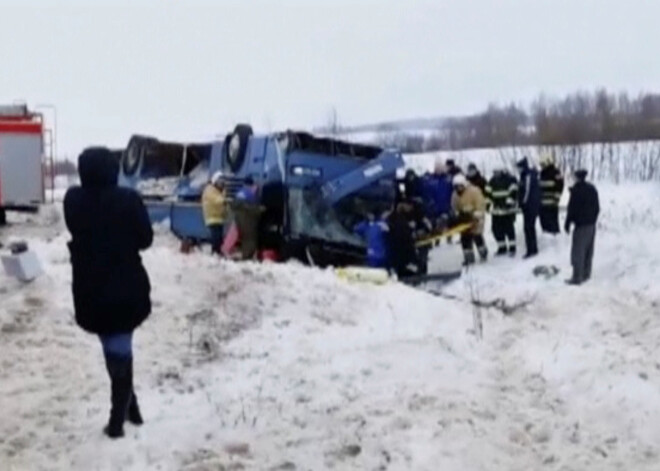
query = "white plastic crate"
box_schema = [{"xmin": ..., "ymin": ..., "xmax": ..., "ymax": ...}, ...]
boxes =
[{"xmin": 1, "ymin": 250, "xmax": 43, "ymax": 282}]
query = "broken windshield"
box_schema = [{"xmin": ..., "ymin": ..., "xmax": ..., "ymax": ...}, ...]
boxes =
[{"xmin": 288, "ymin": 188, "xmax": 392, "ymax": 247}]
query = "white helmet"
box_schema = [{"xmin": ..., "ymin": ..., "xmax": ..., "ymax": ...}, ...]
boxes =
[
  {"xmin": 452, "ymin": 174, "xmax": 468, "ymax": 187},
  {"xmin": 211, "ymin": 171, "xmax": 224, "ymax": 185}
]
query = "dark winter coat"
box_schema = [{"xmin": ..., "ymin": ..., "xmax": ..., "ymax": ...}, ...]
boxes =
[
  {"xmin": 258, "ymin": 182, "xmax": 285, "ymax": 250},
  {"xmin": 566, "ymin": 180, "xmax": 600, "ymax": 228},
  {"xmin": 404, "ymin": 172, "xmax": 424, "ymax": 203},
  {"xmin": 540, "ymin": 165, "xmax": 564, "ymax": 207},
  {"xmin": 518, "ymin": 166, "xmax": 541, "ymax": 215},
  {"xmin": 447, "ymin": 165, "xmax": 463, "ymax": 178},
  {"xmin": 386, "ymin": 210, "xmax": 419, "ymax": 277},
  {"xmin": 64, "ymin": 148, "xmax": 153, "ymax": 335},
  {"xmin": 467, "ymin": 171, "xmax": 487, "ymax": 194}
]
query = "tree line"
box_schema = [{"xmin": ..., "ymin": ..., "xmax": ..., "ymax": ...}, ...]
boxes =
[{"xmin": 375, "ymin": 90, "xmax": 660, "ymax": 153}]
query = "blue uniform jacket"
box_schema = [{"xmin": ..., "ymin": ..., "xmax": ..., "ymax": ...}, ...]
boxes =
[{"xmin": 354, "ymin": 220, "xmax": 389, "ymax": 267}]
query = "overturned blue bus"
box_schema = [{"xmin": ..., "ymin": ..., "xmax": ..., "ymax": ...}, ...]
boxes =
[{"xmin": 118, "ymin": 125, "xmax": 405, "ymax": 267}]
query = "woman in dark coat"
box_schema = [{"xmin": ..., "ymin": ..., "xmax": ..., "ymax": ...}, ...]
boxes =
[{"xmin": 64, "ymin": 147, "xmax": 153, "ymax": 439}]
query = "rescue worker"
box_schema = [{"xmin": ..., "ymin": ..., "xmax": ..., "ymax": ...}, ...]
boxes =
[
  {"xmin": 466, "ymin": 163, "xmax": 487, "ymax": 194},
  {"xmin": 420, "ymin": 164, "xmax": 452, "ymax": 230},
  {"xmin": 403, "ymin": 169, "xmax": 424, "ymax": 204},
  {"xmin": 354, "ymin": 212, "xmax": 389, "ymax": 268},
  {"xmin": 429, "ymin": 162, "xmax": 454, "ymax": 229},
  {"xmin": 64, "ymin": 147, "xmax": 153, "ymax": 439},
  {"xmin": 565, "ymin": 169, "xmax": 600, "ymax": 285},
  {"xmin": 386, "ymin": 203, "xmax": 421, "ymax": 278},
  {"xmin": 201, "ymin": 171, "xmax": 228, "ymax": 254},
  {"xmin": 485, "ymin": 168, "xmax": 518, "ymax": 256},
  {"xmin": 420, "ymin": 172, "xmax": 439, "ymax": 223},
  {"xmin": 539, "ymin": 154, "xmax": 564, "ymax": 234},
  {"xmin": 451, "ymin": 174, "xmax": 488, "ymax": 265},
  {"xmin": 258, "ymin": 181, "xmax": 285, "ymax": 259},
  {"xmin": 516, "ymin": 157, "xmax": 541, "ymax": 258},
  {"xmin": 446, "ymin": 159, "xmax": 463, "ymax": 178},
  {"xmin": 231, "ymin": 177, "xmax": 263, "ymax": 260}
]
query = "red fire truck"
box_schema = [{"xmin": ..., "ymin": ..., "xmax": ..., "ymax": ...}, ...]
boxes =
[{"xmin": 0, "ymin": 105, "xmax": 46, "ymax": 225}]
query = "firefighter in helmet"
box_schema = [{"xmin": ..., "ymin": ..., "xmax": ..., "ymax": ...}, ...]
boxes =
[
  {"xmin": 451, "ymin": 174, "xmax": 488, "ymax": 265},
  {"xmin": 485, "ymin": 168, "xmax": 518, "ymax": 256},
  {"xmin": 539, "ymin": 154, "xmax": 564, "ymax": 234}
]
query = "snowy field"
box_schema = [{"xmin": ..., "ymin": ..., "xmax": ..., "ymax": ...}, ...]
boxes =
[
  {"xmin": 403, "ymin": 140, "xmax": 660, "ymax": 184},
  {"xmin": 1, "ymin": 181, "xmax": 660, "ymax": 470}
]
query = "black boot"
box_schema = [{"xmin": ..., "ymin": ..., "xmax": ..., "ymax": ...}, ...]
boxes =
[
  {"xmin": 565, "ymin": 278, "xmax": 582, "ymax": 286},
  {"xmin": 496, "ymin": 247, "xmax": 507, "ymax": 256},
  {"xmin": 128, "ymin": 393, "xmax": 144, "ymax": 426},
  {"xmin": 104, "ymin": 355, "xmax": 133, "ymax": 439}
]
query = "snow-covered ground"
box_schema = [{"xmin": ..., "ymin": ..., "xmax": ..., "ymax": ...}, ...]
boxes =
[{"xmin": 1, "ymin": 182, "xmax": 659, "ymax": 470}]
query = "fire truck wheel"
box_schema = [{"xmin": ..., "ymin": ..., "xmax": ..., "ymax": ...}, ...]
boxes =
[
  {"xmin": 0, "ymin": 208, "xmax": 6, "ymax": 226},
  {"xmin": 226, "ymin": 124, "xmax": 253, "ymax": 173}
]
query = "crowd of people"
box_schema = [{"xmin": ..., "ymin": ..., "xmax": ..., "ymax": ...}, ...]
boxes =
[
  {"xmin": 59, "ymin": 148, "xmax": 601, "ymax": 439},
  {"xmin": 198, "ymin": 154, "xmax": 600, "ymax": 286},
  {"xmin": 202, "ymin": 173, "xmax": 264, "ymax": 260},
  {"xmin": 352, "ymin": 155, "xmax": 600, "ymax": 285}
]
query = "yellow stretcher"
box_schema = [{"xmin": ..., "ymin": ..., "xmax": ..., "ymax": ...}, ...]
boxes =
[
  {"xmin": 334, "ymin": 266, "xmax": 390, "ymax": 285},
  {"xmin": 414, "ymin": 222, "xmax": 475, "ymax": 248},
  {"xmin": 334, "ymin": 223, "xmax": 475, "ymax": 286}
]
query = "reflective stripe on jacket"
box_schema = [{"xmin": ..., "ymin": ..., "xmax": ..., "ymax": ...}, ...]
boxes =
[
  {"xmin": 485, "ymin": 173, "xmax": 518, "ymax": 216},
  {"xmin": 540, "ymin": 165, "xmax": 564, "ymax": 207}
]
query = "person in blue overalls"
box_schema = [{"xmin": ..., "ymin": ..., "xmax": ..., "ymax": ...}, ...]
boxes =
[{"xmin": 354, "ymin": 212, "xmax": 389, "ymax": 268}]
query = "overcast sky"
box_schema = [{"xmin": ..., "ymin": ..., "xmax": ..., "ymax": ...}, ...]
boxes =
[{"xmin": 1, "ymin": 0, "xmax": 658, "ymax": 157}]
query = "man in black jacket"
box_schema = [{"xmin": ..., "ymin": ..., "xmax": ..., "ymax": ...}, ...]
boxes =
[
  {"xmin": 565, "ymin": 169, "xmax": 599, "ymax": 285},
  {"xmin": 517, "ymin": 157, "xmax": 542, "ymax": 258},
  {"xmin": 386, "ymin": 202, "xmax": 421, "ymax": 278},
  {"xmin": 64, "ymin": 147, "xmax": 153, "ymax": 438},
  {"xmin": 445, "ymin": 159, "xmax": 463, "ymax": 178},
  {"xmin": 466, "ymin": 163, "xmax": 487, "ymax": 194}
]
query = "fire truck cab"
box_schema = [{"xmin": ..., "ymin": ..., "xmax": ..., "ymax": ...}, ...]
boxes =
[{"xmin": 0, "ymin": 105, "xmax": 45, "ymax": 224}]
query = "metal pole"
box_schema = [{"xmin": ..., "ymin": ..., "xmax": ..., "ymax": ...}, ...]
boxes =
[
  {"xmin": 35, "ymin": 104, "xmax": 57, "ymax": 161},
  {"xmin": 35, "ymin": 104, "xmax": 58, "ymax": 203},
  {"xmin": 44, "ymin": 129, "xmax": 54, "ymax": 202}
]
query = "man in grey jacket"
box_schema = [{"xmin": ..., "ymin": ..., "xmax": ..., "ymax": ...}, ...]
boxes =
[{"xmin": 565, "ymin": 169, "xmax": 600, "ymax": 285}]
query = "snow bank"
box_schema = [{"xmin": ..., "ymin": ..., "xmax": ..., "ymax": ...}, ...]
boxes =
[{"xmin": 1, "ymin": 182, "xmax": 660, "ymax": 470}]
